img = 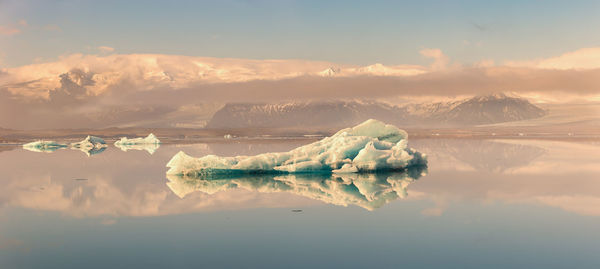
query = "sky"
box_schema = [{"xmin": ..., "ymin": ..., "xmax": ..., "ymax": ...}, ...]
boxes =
[
  {"xmin": 1, "ymin": 0, "xmax": 600, "ymax": 67},
  {"xmin": 0, "ymin": 0, "xmax": 599, "ymax": 129}
]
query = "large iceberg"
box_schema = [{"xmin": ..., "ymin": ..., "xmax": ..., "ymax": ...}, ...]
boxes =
[
  {"xmin": 70, "ymin": 136, "xmax": 107, "ymax": 156},
  {"xmin": 22, "ymin": 140, "xmax": 67, "ymax": 153},
  {"xmin": 166, "ymin": 167, "xmax": 426, "ymax": 210},
  {"xmin": 166, "ymin": 119, "xmax": 427, "ymax": 176},
  {"xmin": 114, "ymin": 133, "xmax": 161, "ymax": 154}
]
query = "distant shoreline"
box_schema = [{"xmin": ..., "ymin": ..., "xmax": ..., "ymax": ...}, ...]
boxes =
[{"xmin": 1, "ymin": 124, "xmax": 599, "ymax": 144}]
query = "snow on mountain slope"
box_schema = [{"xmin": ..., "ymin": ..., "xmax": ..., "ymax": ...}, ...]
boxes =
[
  {"xmin": 444, "ymin": 93, "xmax": 546, "ymax": 124},
  {"xmin": 207, "ymin": 94, "xmax": 547, "ymax": 128},
  {"xmin": 206, "ymin": 94, "xmax": 546, "ymax": 128},
  {"xmin": 207, "ymin": 100, "xmax": 400, "ymax": 128}
]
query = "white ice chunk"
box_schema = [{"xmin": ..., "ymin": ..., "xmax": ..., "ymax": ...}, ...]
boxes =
[
  {"xmin": 342, "ymin": 119, "xmax": 408, "ymax": 143},
  {"xmin": 70, "ymin": 136, "xmax": 107, "ymax": 156},
  {"xmin": 70, "ymin": 135, "xmax": 106, "ymax": 148},
  {"xmin": 22, "ymin": 140, "xmax": 67, "ymax": 153},
  {"xmin": 114, "ymin": 133, "xmax": 161, "ymax": 154},
  {"xmin": 332, "ymin": 163, "xmax": 359, "ymax": 173},
  {"xmin": 114, "ymin": 133, "xmax": 161, "ymax": 146},
  {"xmin": 166, "ymin": 119, "xmax": 427, "ymax": 176}
]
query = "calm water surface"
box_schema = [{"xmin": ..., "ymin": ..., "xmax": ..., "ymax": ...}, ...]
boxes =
[{"xmin": 0, "ymin": 139, "xmax": 599, "ymax": 268}]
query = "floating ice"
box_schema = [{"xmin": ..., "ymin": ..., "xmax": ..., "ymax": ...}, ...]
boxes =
[
  {"xmin": 114, "ymin": 133, "xmax": 160, "ymax": 146},
  {"xmin": 70, "ymin": 136, "xmax": 107, "ymax": 156},
  {"xmin": 22, "ymin": 140, "xmax": 67, "ymax": 153},
  {"xmin": 166, "ymin": 119, "xmax": 427, "ymax": 176},
  {"xmin": 71, "ymin": 135, "xmax": 106, "ymax": 148},
  {"xmin": 166, "ymin": 166, "xmax": 426, "ymax": 210},
  {"xmin": 114, "ymin": 133, "xmax": 161, "ymax": 154}
]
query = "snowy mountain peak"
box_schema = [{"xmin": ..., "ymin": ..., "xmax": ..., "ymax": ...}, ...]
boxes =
[
  {"xmin": 318, "ymin": 67, "xmax": 342, "ymax": 77},
  {"xmin": 470, "ymin": 92, "xmax": 521, "ymax": 101}
]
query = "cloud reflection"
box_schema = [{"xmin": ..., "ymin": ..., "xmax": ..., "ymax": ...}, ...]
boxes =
[{"xmin": 1, "ymin": 140, "xmax": 599, "ymax": 218}]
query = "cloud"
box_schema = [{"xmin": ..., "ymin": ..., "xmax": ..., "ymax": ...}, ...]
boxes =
[
  {"xmin": 0, "ymin": 25, "xmax": 20, "ymax": 36},
  {"xmin": 419, "ymin": 48, "xmax": 449, "ymax": 70},
  {"xmin": 506, "ymin": 47, "xmax": 600, "ymax": 70},
  {"xmin": 48, "ymin": 68, "xmax": 96, "ymax": 105},
  {"xmin": 97, "ymin": 46, "xmax": 115, "ymax": 53},
  {"xmin": 0, "ymin": 20, "xmax": 28, "ymax": 36},
  {"xmin": 0, "ymin": 53, "xmax": 427, "ymax": 100}
]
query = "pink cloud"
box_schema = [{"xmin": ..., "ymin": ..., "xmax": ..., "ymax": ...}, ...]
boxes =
[{"xmin": 0, "ymin": 25, "xmax": 20, "ymax": 36}]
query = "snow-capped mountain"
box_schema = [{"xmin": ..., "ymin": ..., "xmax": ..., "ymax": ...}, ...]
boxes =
[
  {"xmin": 443, "ymin": 93, "xmax": 546, "ymax": 124},
  {"xmin": 318, "ymin": 67, "xmax": 342, "ymax": 77},
  {"xmin": 207, "ymin": 101, "xmax": 398, "ymax": 128},
  {"xmin": 206, "ymin": 93, "xmax": 546, "ymax": 128}
]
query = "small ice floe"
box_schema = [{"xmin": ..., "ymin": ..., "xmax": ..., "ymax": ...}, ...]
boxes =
[
  {"xmin": 114, "ymin": 133, "xmax": 160, "ymax": 145},
  {"xmin": 70, "ymin": 136, "xmax": 107, "ymax": 156},
  {"xmin": 22, "ymin": 140, "xmax": 67, "ymax": 153},
  {"xmin": 114, "ymin": 133, "xmax": 161, "ymax": 154}
]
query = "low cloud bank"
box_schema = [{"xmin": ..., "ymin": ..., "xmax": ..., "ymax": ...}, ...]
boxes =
[{"xmin": 0, "ymin": 48, "xmax": 599, "ymax": 129}]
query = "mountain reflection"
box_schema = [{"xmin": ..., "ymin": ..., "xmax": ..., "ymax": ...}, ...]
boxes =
[
  {"xmin": 167, "ymin": 166, "xmax": 427, "ymax": 211},
  {"xmin": 410, "ymin": 139, "xmax": 546, "ymax": 173}
]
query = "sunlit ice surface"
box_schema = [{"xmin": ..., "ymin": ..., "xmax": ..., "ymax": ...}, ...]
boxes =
[
  {"xmin": 166, "ymin": 119, "xmax": 427, "ymax": 176},
  {"xmin": 0, "ymin": 138, "xmax": 599, "ymax": 268}
]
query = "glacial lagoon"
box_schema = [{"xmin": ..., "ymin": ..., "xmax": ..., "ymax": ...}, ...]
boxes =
[{"xmin": 1, "ymin": 138, "xmax": 599, "ymax": 268}]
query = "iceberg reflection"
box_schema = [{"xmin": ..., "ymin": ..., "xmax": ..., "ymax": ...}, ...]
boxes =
[
  {"xmin": 70, "ymin": 135, "xmax": 108, "ymax": 156},
  {"xmin": 166, "ymin": 166, "xmax": 427, "ymax": 210},
  {"xmin": 22, "ymin": 140, "xmax": 67, "ymax": 153},
  {"xmin": 72, "ymin": 146, "xmax": 107, "ymax": 156}
]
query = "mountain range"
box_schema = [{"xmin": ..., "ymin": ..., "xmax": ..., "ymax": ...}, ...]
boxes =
[{"xmin": 207, "ymin": 93, "xmax": 546, "ymax": 129}]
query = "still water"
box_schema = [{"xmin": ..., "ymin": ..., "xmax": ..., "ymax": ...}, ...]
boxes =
[{"xmin": 1, "ymin": 138, "xmax": 599, "ymax": 268}]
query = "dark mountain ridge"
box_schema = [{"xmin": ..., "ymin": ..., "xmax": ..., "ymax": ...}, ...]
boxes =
[{"xmin": 207, "ymin": 93, "xmax": 546, "ymax": 128}]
